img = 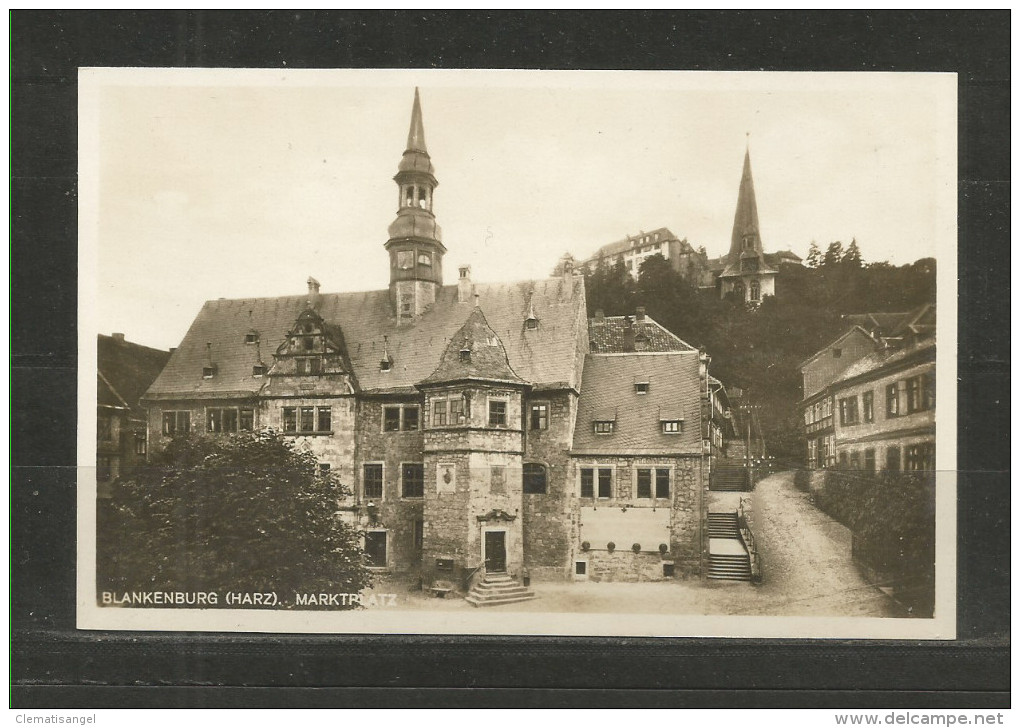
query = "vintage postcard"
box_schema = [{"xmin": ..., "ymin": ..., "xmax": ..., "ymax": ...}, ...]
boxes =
[{"xmin": 78, "ymin": 69, "xmax": 956, "ymax": 638}]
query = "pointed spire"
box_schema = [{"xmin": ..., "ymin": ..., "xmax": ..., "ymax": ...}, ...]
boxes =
[
  {"xmin": 406, "ymin": 87, "xmax": 427, "ymax": 153},
  {"xmin": 728, "ymin": 145, "xmax": 763, "ymax": 259}
]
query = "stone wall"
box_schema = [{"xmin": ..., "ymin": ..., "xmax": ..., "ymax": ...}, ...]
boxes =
[
  {"xmin": 521, "ymin": 390, "xmax": 576, "ymax": 580},
  {"xmin": 578, "ymin": 548, "xmax": 674, "ymax": 582}
]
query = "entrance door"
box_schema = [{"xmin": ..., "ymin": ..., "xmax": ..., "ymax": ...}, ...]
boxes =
[
  {"xmin": 365, "ymin": 531, "xmax": 387, "ymax": 568},
  {"xmin": 484, "ymin": 531, "xmax": 507, "ymax": 573}
]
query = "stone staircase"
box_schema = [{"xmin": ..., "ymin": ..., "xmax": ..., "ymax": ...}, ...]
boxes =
[
  {"xmin": 710, "ymin": 459, "xmax": 750, "ymax": 492},
  {"xmin": 707, "ymin": 512, "xmax": 752, "ymax": 582},
  {"xmin": 465, "ymin": 573, "xmax": 536, "ymax": 607}
]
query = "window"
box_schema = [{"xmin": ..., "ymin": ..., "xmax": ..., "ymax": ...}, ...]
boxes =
[
  {"xmin": 300, "ymin": 406, "xmax": 315, "ymax": 432},
  {"xmin": 597, "ymin": 468, "xmax": 612, "ymax": 498},
  {"xmin": 282, "ymin": 406, "xmax": 330, "ymax": 434},
  {"xmin": 490, "ymin": 465, "xmax": 505, "ymax": 494},
  {"xmin": 636, "ymin": 469, "xmax": 652, "ymax": 498},
  {"xmin": 162, "ymin": 411, "xmax": 191, "ymax": 436},
  {"xmin": 488, "ymin": 399, "xmax": 507, "ymax": 427},
  {"xmin": 862, "ymin": 391, "xmax": 874, "ymax": 423},
  {"xmin": 364, "ymin": 531, "xmax": 387, "ymax": 568},
  {"xmin": 383, "ymin": 404, "xmax": 419, "ymax": 432},
  {"xmin": 202, "ymin": 365, "xmax": 216, "ymax": 379},
  {"xmin": 97, "ymin": 415, "xmax": 113, "ymax": 442},
  {"xmin": 244, "ymin": 333, "xmax": 258, "ymax": 344},
  {"xmin": 385, "ymin": 406, "xmax": 403, "ymax": 431},
  {"xmin": 864, "ymin": 448, "xmax": 876, "ymax": 473},
  {"xmin": 838, "ymin": 397, "xmax": 859, "ymax": 426},
  {"xmin": 906, "ymin": 377, "xmax": 922, "ymax": 413},
  {"xmin": 529, "ymin": 403, "xmax": 548, "ymax": 431},
  {"xmin": 133, "ymin": 433, "xmax": 147, "ymax": 455},
  {"xmin": 418, "ymin": 252, "xmax": 432, "ymax": 267},
  {"xmin": 459, "ymin": 348, "xmax": 471, "ymax": 362},
  {"xmin": 523, "ymin": 463, "xmax": 547, "ymax": 494},
  {"xmin": 905, "ymin": 443, "xmax": 935, "ymax": 472},
  {"xmin": 849, "ymin": 450, "xmax": 861, "ymax": 470},
  {"xmin": 887, "ymin": 446, "xmax": 901, "ymax": 472},
  {"xmin": 661, "ymin": 420, "xmax": 683, "ymax": 434},
  {"xmin": 400, "ymin": 294, "xmax": 413, "ymax": 318},
  {"xmin": 594, "ymin": 421, "xmax": 614, "ymax": 435},
  {"xmin": 906, "ymin": 375, "xmax": 934, "ymax": 414},
  {"xmin": 401, "ymin": 463, "xmax": 424, "ymax": 498},
  {"xmin": 838, "ymin": 452, "xmax": 849, "ymax": 468},
  {"xmin": 750, "ymin": 280, "xmax": 761, "ymax": 301},
  {"xmin": 886, "ymin": 383, "xmax": 901, "ymax": 417},
  {"xmin": 252, "ymin": 364, "xmax": 268, "ymax": 377},
  {"xmin": 525, "ymin": 317, "xmax": 539, "ymax": 330},
  {"xmin": 396, "ymin": 250, "xmax": 414, "ymax": 270},
  {"xmin": 635, "ymin": 381, "xmax": 649, "ymax": 395},
  {"xmin": 296, "ymin": 357, "xmax": 321, "ymax": 375},
  {"xmin": 655, "ymin": 468, "xmax": 670, "ymax": 498},
  {"xmin": 431, "ymin": 399, "xmax": 448, "ymax": 427},
  {"xmin": 363, "ymin": 463, "xmax": 383, "ymax": 500},
  {"xmin": 580, "ymin": 468, "xmax": 594, "ymax": 498},
  {"xmin": 923, "ymin": 372, "xmax": 935, "ymax": 410},
  {"xmin": 207, "ymin": 407, "xmax": 240, "ymax": 433},
  {"xmin": 318, "ymin": 463, "xmax": 331, "ymax": 475}
]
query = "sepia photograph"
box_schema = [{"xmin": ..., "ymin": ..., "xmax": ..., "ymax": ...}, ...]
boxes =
[{"xmin": 78, "ymin": 69, "xmax": 956, "ymax": 638}]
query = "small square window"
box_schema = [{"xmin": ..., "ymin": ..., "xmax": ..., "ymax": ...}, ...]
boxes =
[
  {"xmin": 594, "ymin": 421, "xmax": 614, "ymax": 435},
  {"xmin": 635, "ymin": 381, "xmax": 650, "ymax": 394},
  {"xmin": 661, "ymin": 420, "xmax": 682, "ymax": 434},
  {"xmin": 244, "ymin": 333, "xmax": 259, "ymax": 344}
]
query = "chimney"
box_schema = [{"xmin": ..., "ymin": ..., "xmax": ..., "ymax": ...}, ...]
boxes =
[
  {"xmin": 307, "ymin": 276, "xmax": 321, "ymax": 307},
  {"xmin": 594, "ymin": 309, "xmax": 605, "ymax": 321},
  {"xmin": 112, "ymin": 333, "xmax": 125, "ymax": 343},
  {"xmin": 622, "ymin": 316, "xmax": 635, "ymax": 352},
  {"xmin": 635, "ymin": 307, "xmax": 646, "ymax": 321},
  {"xmin": 458, "ymin": 265, "xmax": 473, "ymax": 303}
]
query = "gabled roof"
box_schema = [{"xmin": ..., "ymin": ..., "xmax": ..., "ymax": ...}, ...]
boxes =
[
  {"xmin": 419, "ymin": 307, "xmax": 525, "ymax": 387},
  {"xmin": 588, "ymin": 315, "xmax": 697, "ymax": 354},
  {"xmin": 144, "ymin": 275, "xmax": 587, "ymax": 400},
  {"xmin": 572, "ymin": 353, "xmax": 702, "ymax": 456},
  {"xmin": 832, "ymin": 335, "xmax": 935, "ymax": 387},
  {"xmin": 98, "ymin": 335, "xmax": 172, "ymax": 415},
  {"xmin": 798, "ymin": 325, "xmax": 879, "ymax": 371},
  {"xmin": 588, "ymin": 227, "xmax": 678, "ymax": 260}
]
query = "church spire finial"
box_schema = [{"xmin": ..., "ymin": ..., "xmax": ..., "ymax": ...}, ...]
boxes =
[{"xmin": 406, "ymin": 87, "xmax": 427, "ymax": 153}]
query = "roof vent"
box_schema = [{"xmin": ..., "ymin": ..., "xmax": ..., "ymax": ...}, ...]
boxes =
[{"xmin": 380, "ymin": 335, "xmax": 393, "ymax": 371}]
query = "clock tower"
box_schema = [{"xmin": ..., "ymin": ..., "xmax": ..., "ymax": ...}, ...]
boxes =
[{"xmin": 386, "ymin": 88, "xmax": 446, "ymax": 321}]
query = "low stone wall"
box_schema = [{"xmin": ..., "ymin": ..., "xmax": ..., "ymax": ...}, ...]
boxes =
[{"xmin": 580, "ymin": 549, "xmax": 673, "ymax": 582}]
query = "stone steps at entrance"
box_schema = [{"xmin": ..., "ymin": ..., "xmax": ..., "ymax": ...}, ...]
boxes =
[{"xmin": 465, "ymin": 573, "xmax": 536, "ymax": 607}]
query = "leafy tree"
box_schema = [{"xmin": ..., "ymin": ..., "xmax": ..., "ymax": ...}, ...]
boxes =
[{"xmin": 99, "ymin": 430, "xmax": 372, "ymax": 606}]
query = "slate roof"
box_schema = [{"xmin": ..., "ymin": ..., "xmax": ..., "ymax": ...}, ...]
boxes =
[
  {"xmin": 98, "ymin": 335, "xmax": 172, "ymax": 416},
  {"xmin": 588, "ymin": 227, "xmax": 678, "ymax": 259},
  {"xmin": 588, "ymin": 315, "xmax": 697, "ymax": 354},
  {"xmin": 419, "ymin": 307, "xmax": 526, "ymax": 387},
  {"xmin": 144, "ymin": 275, "xmax": 586, "ymax": 400},
  {"xmin": 572, "ymin": 353, "xmax": 702, "ymax": 456}
]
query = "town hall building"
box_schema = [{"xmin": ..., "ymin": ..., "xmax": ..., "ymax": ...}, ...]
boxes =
[{"xmin": 141, "ymin": 90, "xmax": 730, "ymax": 600}]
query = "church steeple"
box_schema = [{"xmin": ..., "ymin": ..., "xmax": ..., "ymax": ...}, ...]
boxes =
[
  {"xmin": 728, "ymin": 144, "xmax": 763, "ymax": 260},
  {"xmin": 386, "ymin": 88, "xmax": 446, "ymax": 321}
]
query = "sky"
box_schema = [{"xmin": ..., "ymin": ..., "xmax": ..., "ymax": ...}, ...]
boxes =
[{"xmin": 84, "ymin": 70, "xmax": 955, "ymax": 350}]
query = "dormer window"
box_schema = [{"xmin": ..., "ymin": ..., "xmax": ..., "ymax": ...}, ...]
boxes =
[
  {"xmin": 635, "ymin": 380, "xmax": 650, "ymax": 395},
  {"xmin": 661, "ymin": 420, "xmax": 683, "ymax": 434},
  {"xmin": 202, "ymin": 365, "xmax": 217, "ymax": 379},
  {"xmin": 380, "ymin": 358, "xmax": 392, "ymax": 372},
  {"xmin": 244, "ymin": 332, "xmax": 259, "ymax": 344},
  {"xmin": 525, "ymin": 317, "xmax": 538, "ymax": 330},
  {"xmin": 252, "ymin": 364, "xmax": 268, "ymax": 377},
  {"xmin": 594, "ymin": 421, "xmax": 615, "ymax": 435},
  {"xmin": 459, "ymin": 348, "xmax": 471, "ymax": 363}
]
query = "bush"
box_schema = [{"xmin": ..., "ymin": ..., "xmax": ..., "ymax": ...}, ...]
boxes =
[
  {"xmin": 99, "ymin": 431, "xmax": 372, "ymax": 607},
  {"xmin": 793, "ymin": 468, "xmax": 812, "ymax": 492}
]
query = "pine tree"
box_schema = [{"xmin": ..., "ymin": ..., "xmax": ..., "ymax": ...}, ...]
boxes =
[
  {"xmin": 805, "ymin": 241, "xmax": 822, "ymax": 268},
  {"xmin": 843, "ymin": 238, "xmax": 863, "ymax": 268},
  {"xmin": 823, "ymin": 241, "xmax": 844, "ymax": 268}
]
